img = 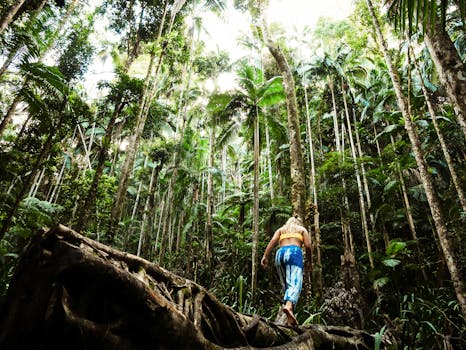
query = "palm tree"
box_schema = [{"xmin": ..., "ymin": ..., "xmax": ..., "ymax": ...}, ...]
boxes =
[
  {"xmin": 365, "ymin": 0, "xmax": 466, "ymax": 318},
  {"xmin": 214, "ymin": 61, "xmax": 284, "ymax": 295}
]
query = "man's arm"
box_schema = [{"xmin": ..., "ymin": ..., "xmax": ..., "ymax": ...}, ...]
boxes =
[{"xmin": 261, "ymin": 229, "xmax": 281, "ymax": 268}]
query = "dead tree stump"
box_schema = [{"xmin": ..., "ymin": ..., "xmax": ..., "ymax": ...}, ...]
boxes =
[{"xmin": 0, "ymin": 224, "xmax": 378, "ymax": 349}]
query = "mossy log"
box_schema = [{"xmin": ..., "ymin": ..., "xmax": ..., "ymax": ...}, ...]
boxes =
[{"xmin": 0, "ymin": 224, "xmax": 378, "ymax": 349}]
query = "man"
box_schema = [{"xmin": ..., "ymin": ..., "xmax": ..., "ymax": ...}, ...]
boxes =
[{"xmin": 261, "ymin": 216, "xmax": 311, "ymax": 325}]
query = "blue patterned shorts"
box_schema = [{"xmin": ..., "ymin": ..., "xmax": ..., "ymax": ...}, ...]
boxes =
[{"xmin": 275, "ymin": 245, "xmax": 303, "ymax": 305}]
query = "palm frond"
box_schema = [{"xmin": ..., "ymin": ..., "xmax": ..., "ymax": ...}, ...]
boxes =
[
  {"xmin": 385, "ymin": 0, "xmax": 465, "ymax": 34},
  {"xmin": 202, "ymin": 0, "xmax": 227, "ymax": 14},
  {"xmin": 20, "ymin": 62, "xmax": 69, "ymax": 98},
  {"xmin": 216, "ymin": 120, "xmax": 241, "ymax": 150}
]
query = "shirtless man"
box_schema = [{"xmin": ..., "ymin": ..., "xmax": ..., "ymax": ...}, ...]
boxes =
[{"xmin": 260, "ymin": 216, "xmax": 311, "ymax": 326}]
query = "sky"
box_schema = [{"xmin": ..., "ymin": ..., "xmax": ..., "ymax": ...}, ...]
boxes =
[
  {"xmin": 84, "ymin": 0, "xmax": 355, "ymax": 97},
  {"xmin": 200, "ymin": 0, "xmax": 354, "ymax": 91},
  {"xmin": 201, "ymin": 0, "xmax": 354, "ymax": 59}
]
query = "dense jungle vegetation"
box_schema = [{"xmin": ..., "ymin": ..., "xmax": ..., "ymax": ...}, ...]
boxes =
[{"xmin": 0, "ymin": 0, "xmax": 465, "ymax": 347}]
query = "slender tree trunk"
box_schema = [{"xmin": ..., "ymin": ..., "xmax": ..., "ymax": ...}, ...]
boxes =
[
  {"xmin": 329, "ymin": 77, "xmax": 341, "ymax": 151},
  {"xmin": 0, "ymin": 48, "xmax": 17, "ymax": 78},
  {"xmin": 304, "ymin": 85, "xmax": 322, "ymax": 298},
  {"xmin": 424, "ymin": 25, "xmax": 466, "ymax": 141},
  {"xmin": 48, "ymin": 154, "xmax": 68, "ymax": 203},
  {"xmin": 258, "ymin": 2, "xmax": 306, "ymax": 219},
  {"xmin": 153, "ymin": 194, "xmax": 166, "ymax": 258},
  {"xmin": 366, "ymin": 0, "xmax": 466, "ymax": 318},
  {"xmin": 76, "ymin": 102, "xmax": 123, "ymax": 232},
  {"xmin": 251, "ymin": 106, "xmax": 260, "ymax": 296},
  {"xmin": 265, "ymin": 119, "xmax": 274, "ymax": 202},
  {"xmin": 410, "ymin": 44, "xmax": 466, "ymax": 213},
  {"xmin": 110, "ymin": 54, "xmax": 157, "ymax": 232},
  {"xmin": 0, "ymin": 96, "xmax": 21, "ymax": 136},
  {"xmin": 206, "ymin": 124, "xmax": 215, "ymax": 270},
  {"xmin": 110, "ymin": 1, "xmax": 170, "ymax": 232},
  {"xmin": 123, "ymin": 153, "xmax": 148, "ymax": 249},
  {"xmin": 342, "ymin": 88, "xmax": 374, "ymax": 269},
  {"xmin": 0, "ymin": 0, "xmax": 26, "ymax": 35},
  {"xmin": 137, "ymin": 163, "xmax": 161, "ymax": 258},
  {"xmin": 352, "ymin": 110, "xmax": 375, "ymax": 229},
  {"xmin": 28, "ymin": 165, "xmax": 46, "ymax": 198}
]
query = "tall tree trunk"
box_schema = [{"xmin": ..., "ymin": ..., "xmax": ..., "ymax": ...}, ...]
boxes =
[
  {"xmin": 123, "ymin": 153, "xmax": 149, "ymax": 250},
  {"xmin": 251, "ymin": 106, "xmax": 260, "ymax": 296},
  {"xmin": 329, "ymin": 77, "xmax": 341, "ymax": 151},
  {"xmin": 110, "ymin": 53, "xmax": 157, "ymax": 233},
  {"xmin": 206, "ymin": 123, "xmax": 215, "ymax": 270},
  {"xmin": 265, "ymin": 118, "xmax": 274, "ymax": 202},
  {"xmin": 424, "ymin": 25, "xmax": 466, "ymax": 141},
  {"xmin": 76, "ymin": 102, "xmax": 124, "ymax": 232},
  {"xmin": 110, "ymin": 0, "xmax": 170, "ymax": 233},
  {"xmin": 258, "ymin": 2, "xmax": 306, "ymax": 220},
  {"xmin": 0, "ymin": 96, "xmax": 20, "ymax": 136},
  {"xmin": 342, "ymin": 88, "xmax": 374, "ymax": 269},
  {"xmin": 352, "ymin": 110, "xmax": 375, "ymax": 229},
  {"xmin": 137, "ymin": 162, "xmax": 162, "ymax": 258},
  {"xmin": 0, "ymin": 0, "xmax": 26, "ymax": 35},
  {"xmin": 303, "ymin": 84, "xmax": 322, "ymax": 298},
  {"xmin": 366, "ymin": 0, "xmax": 466, "ymax": 318}
]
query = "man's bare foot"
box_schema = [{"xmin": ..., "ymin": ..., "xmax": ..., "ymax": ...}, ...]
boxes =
[{"xmin": 283, "ymin": 305, "xmax": 298, "ymax": 326}]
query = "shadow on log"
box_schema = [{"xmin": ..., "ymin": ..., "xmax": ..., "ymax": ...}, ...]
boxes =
[{"xmin": 0, "ymin": 224, "xmax": 378, "ymax": 349}]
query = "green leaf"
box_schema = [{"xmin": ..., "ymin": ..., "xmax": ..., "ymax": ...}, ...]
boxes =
[
  {"xmin": 422, "ymin": 320, "xmax": 438, "ymax": 333},
  {"xmin": 383, "ymin": 180, "xmax": 399, "ymax": 194},
  {"xmin": 374, "ymin": 277, "xmax": 389, "ymax": 289},
  {"xmin": 386, "ymin": 241, "xmax": 407, "ymax": 256},
  {"xmin": 383, "ymin": 258, "xmax": 401, "ymax": 267},
  {"xmin": 374, "ymin": 325, "xmax": 386, "ymax": 350}
]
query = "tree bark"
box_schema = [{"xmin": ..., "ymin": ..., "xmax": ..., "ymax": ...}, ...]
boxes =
[{"xmin": 0, "ymin": 224, "xmax": 378, "ymax": 349}]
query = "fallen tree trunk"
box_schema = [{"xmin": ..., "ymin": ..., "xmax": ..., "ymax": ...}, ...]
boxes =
[{"xmin": 0, "ymin": 224, "xmax": 378, "ymax": 349}]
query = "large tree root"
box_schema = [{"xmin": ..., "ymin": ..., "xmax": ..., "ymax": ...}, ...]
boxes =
[{"xmin": 0, "ymin": 224, "xmax": 379, "ymax": 349}]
